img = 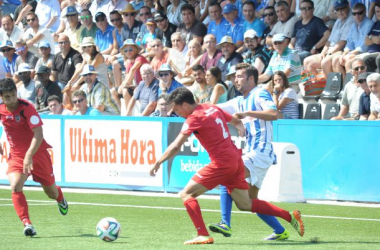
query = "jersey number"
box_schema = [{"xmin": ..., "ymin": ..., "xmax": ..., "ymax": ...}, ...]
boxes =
[{"xmin": 215, "ymin": 118, "xmax": 229, "ymax": 139}]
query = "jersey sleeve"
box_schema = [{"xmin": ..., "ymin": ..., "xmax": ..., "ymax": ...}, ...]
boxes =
[
  {"xmin": 181, "ymin": 115, "xmax": 201, "ymax": 136},
  {"xmin": 24, "ymin": 104, "xmax": 44, "ymax": 129},
  {"xmin": 217, "ymin": 105, "xmax": 233, "ymax": 123},
  {"xmin": 258, "ymin": 89, "xmax": 277, "ymax": 111}
]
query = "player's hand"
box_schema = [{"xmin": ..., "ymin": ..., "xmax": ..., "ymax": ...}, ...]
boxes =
[
  {"xmin": 234, "ymin": 112, "xmax": 247, "ymax": 119},
  {"xmin": 23, "ymin": 155, "xmax": 34, "ymax": 174},
  {"xmin": 150, "ymin": 162, "xmax": 161, "ymax": 176}
]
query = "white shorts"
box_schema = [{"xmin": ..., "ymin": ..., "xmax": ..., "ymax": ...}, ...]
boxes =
[{"xmin": 242, "ymin": 150, "xmax": 276, "ymax": 188}]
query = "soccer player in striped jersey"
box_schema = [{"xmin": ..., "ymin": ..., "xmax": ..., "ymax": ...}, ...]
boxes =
[{"xmin": 208, "ymin": 63, "xmax": 291, "ymax": 240}]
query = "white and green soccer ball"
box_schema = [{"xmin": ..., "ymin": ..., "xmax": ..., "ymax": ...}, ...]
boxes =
[{"xmin": 96, "ymin": 217, "xmax": 121, "ymax": 242}]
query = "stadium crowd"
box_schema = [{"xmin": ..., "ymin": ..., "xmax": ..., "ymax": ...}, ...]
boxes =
[{"xmin": 0, "ymin": 0, "xmax": 379, "ymax": 120}]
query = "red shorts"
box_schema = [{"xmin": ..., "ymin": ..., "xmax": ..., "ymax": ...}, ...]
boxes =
[
  {"xmin": 192, "ymin": 158, "xmax": 248, "ymax": 193},
  {"xmin": 7, "ymin": 149, "xmax": 55, "ymax": 186}
]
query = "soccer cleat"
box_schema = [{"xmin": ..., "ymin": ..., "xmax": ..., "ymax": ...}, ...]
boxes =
[
  {"xmin": 24, "ymin": 224, "xmax": 37, "ymax": 237},
  {"xmin": 290, "ymin": 210, "xmax": 304, "ymax": 237},
  {"xmin": 184, "ymin": 236, "xmax": 214, "ymax": 245},
  {"xmin": 208, "ymin": 222, "xmax": 232, "ymax": 237},
  {"xmin": 263, "ymin": 229, "xmax": 290, "ymax": 241},
  {"xmin": 58, "ymin": 198, "xmax": 68, "ymax": 216}
]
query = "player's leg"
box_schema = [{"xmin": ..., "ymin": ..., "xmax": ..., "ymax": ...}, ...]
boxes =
[
  {"xmin": 179, "ymin": 179, "xmax": 214, "ymax": 245},
  {"xmin": 41, "ymin": 183, "xmax": 68, "ymax": 216},
  {"xmin": 231, "ymin": 188, "xmax": 305, "ymax": 237},
  {"xmin": 8, "ymin": 172, "xmax": 36, "ymax": 236}
]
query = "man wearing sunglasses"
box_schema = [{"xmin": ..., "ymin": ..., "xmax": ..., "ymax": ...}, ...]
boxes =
[
  {"xmin": 331, "ymin": 3, "xmax": 373, "ymax": 82},
  {"xmin": 14, "ymin": 39, "xmax": 39, "ymax": 83},
  {"xmin": 1, "ymin": 40, "xmax": 18, "ymax": 78},
  {"xmin": 72, "ymin": 89, "xmax": 102, "ymax": 116},
  {"xmin": 63, "ymin": 6, "xmax": 84, "ymax": 51},
  {"xmin": 13, "ymin": 0, "xmax": 37, "ymax": 28},
  {"xmin": 304, "ymin": 0, "xmax": 354, "ymax": 79},
  {"xmin": 95, "ymin": 12, "xmax": 114, "ymax": 56},
  {"xmin": 289, "ymin": 0, "xmax": 330, "ymax": 63},
  {"xmin": 79, "ymin": 9, "xmax": 98, "ymax": 42},
  {"xmin": 0, "ymin": 15, "xmax": 24, "ymax": 45},
  {"xmin": 157, "ymin": 63, "xmax": 182, "ymax": 95},
  {"xmin": 155, "ymin": 11, "xmax": 178, "ymax": 48},
  {"xmin": 23, "ymin": 12, "xmax": 55, "ymax": 56},
  {"xmin": 331, "ymin": 58, "xmax": 366, "ymax": 120},
  {"xmin": 119, "ymin": 4, "xmax": 143, "ymax": 43},
  {"xmin": 262, "ymin": 6, "xmax": 278, "ymax": 50},
  {"xmin": 135, "ymin": 6, "xmax": 153, "ymax": 46}
]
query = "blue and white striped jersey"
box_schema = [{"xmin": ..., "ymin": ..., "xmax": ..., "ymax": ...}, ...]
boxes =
[{"xmin": 219, "ymin": 87, "xmax": 277, "ymax": 160}]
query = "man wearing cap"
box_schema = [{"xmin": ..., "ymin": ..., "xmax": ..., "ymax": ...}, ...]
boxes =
[
  {"xmin": 16, "ymin": 63, "xmax": 37, "ymax": 104},
  {"xmin": 80, "ymin": 64, "xmax": 120, "ymax": 115},
  {"xmin": 157, "ymin": 63, "xmax": 182, "ymax": 95},
  {"xmin": 63, "ymin": 6, "xmax": 84, "ymax": 51},
  {"xmin": 80, "ymin": 9, "xmax": 99, "ymax": 42},
  {"xmin": 289, "ymin": 0, "xmax": 330, "ymax": 63},
  {"xmin": 243, "ymin": 29, "xmax": 272, "ymax": 75},
  {"xmin": 14, "ymin": 39, "xmax": 39, "ymax": 82},
  {"xmin": 95, "ymin": 12, "xmax": 115, "ymax": 55},
  {"xmin": 71, "ymin": 89, "xmax": 102, "ymax": 116},
  {"xmin": 304, "ymin": 0, "xmax": 354, "ymax": 78},
  {"xmin": 51, "ymin": 34, "xmax": 83, "ymax": 90},
  {"xmin": 199, "ymin": 34, "xmax": 223, "ymax": 71},
  {"xmin": 125, "ymin": 64, "xmax": 159, "ymax": 116},
  {"xmin": 368, "ymin": 73, "xmax": 380, "ymax": 120},
  {"xmin": 267, "ymin": 1, "xmax": 298, "ymax": 48},
  {"xmin": 35, "ymin": 41, "xmax": 55, "ymax": 72},
  {"xmin": 259, "ymin": 33, "xmax": 302, "ymax": 91},
  {"xmin": 120, "ymin": 4, "xmax": 143, "ymax": 42},
  {"xmin": 0, "ymin": 15, "xmax": 24, "ymax": 45},
  {"xmin": 35, "ymin": 66, "xmax": 62, "ymax": 113},
  {"xmin": 216, "ymin": 36, "xmax": 243, "ymax": 82},
  {"xmin": 331, "ymin": 58, "xmax": 365, "ymax": 120},
  {"xmin": 155, "ymin": 11, "xmax": 177, "ymax": 48},
  {"xmin": 23, "ymin": 12, "xmax": 56, "ymax": 56},
  {"xmin": 356, "ymin": 72, "xmax": 372, "ymax": 120},
  {"xmin": 242, "ymin": 1, "xmax": 266, "ymax": 38},
  {"xmin": 1, "ymin": 40, "xmax": 18, "ymax": 78},
  {"xmin": 177, "ymin": 4, "xmax": 207, "ymax": 45},
  {"xmin": 222, "ymin": 3, "xmax": 244, "ymax": 48},
  {"xmin": 89, "ymin": 0, "xmax": 111, "ymax": 23},
  {"xmin": 207, "ymin": 2, "xmax": 229, "ymax": 44}
]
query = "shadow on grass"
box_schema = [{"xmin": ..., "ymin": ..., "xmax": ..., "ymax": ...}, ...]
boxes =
[{"xmin": 218, "ymin": 240, "xmax": 380, "ymax": 246}]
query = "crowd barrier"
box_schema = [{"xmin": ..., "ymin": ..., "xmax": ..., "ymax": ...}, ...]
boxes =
[{"xmin": 0, "ymin": 116, "xmax": 378, "ymax": 203}]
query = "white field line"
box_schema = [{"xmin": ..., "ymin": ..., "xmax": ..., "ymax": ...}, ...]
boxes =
[{"xmin": 0, "ymin": 198, "xmax": 379, "ymax": 222}]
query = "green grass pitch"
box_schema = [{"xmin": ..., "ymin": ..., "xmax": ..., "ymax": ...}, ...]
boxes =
[{"xmin": 0, "ymin": 188, "xmax": 379, "ymax": 250}]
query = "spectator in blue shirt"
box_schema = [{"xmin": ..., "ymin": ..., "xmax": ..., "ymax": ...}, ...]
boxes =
[
  {"xmin": 242, "ymin": 1, "xmax": 266, "ymax": 38},
  {"xmin": 95, "ymin": 12, "xmax": 114, "ymax": 56},
  {"xmin": 332, "ymin": 3, "xmax": 373, "ymax": 81},
  {"xmin": 1, "ymin": 40, "xmax": 18, "ymax": 78},
  {"xmin": 222, "ymin": 3, "xmax": 244, "ymax": 48},
  {"xmin": 157, "ymin": 63, "xmax": 183, "ymax": 95},
  {"xmin": 207, "ymin": 2, "xmax": 229, "ymax": 43},
  {"xmin": 72, "ymin": 89, "xmax": 102, "ymax": 116}
]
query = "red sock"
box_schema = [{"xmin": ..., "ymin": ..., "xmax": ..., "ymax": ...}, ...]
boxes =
[
  {"xmin": 184, "ymin": 198, "xmax": 209, "ymax": 236},
  {"xmin": 251, "ymin": 199, "xmax": 292, "ymax": 223},
  {"xmin": 12, "ymin": 192, "xmax": 31, "ymax": 225},
  {"xmin": 56, "ymin": 185, "xmax": 64, "ymax": 203}
]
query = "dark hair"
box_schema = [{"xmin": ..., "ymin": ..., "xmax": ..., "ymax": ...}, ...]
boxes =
[
  {"xmin": 235, "ymin": 63, "xmax": 258, "ymax": 85},
  {"xmin": 352, "ymin": 3, "xmax": 365, "ymax": 11},
  {"xmin": 140, "ymin": 6, "xmax": 151, "ymax": 13},
  {"xmin": 301, "ymin": 0, "xmax": 314, "ymax": 8},
  {"xmin": 2, "ymin": 15, "xmax": 14, "ymax": 22},
  {"xmin": 81, "ymin": 9, "xmax": 92, "ymax": 16},
  {"xmin": 209, "ymin": 2, "xmax": 222, "ymax": 11},
  {"xmin": 272, "ymin": 71, "xmax": 290, "ymax": 89},
  {"xmin": 110, "ymin": 10, "xmax": 121, "ymax": 16},
  {"xmin": 208, "ymin": 67, "xmax": 228, "ymax": 90},
  {"xmin": 181, "ymin": 4, "xmax": 195, "ymax": 14},
  {"xmin": 47, "ymin": 95, "xmax": 62, "ymax": 104},
  {"xmin": 243, "ymin": 1, "xmax": 256, "ymax": 10},
  {"xmin": 264, "ymin": 6, "xmax": 275, "ymax": 12},
  {"xmin": 375, "ymin": 1, "xmax": 380, "ymax": 8},
  {"xmin": 192, "ymin": 64, "xmax": 205, "ymax": 72},
  {"xmin": 0, "ymin": 78, "xmax": 17, "ymax": 95},
  {"xmin": 26, "ymin": 12, "xmax": 38, "ymax": 18},
  {"xmin": 275, "ymin": 0, "xmax": 289, "ymax": 9},
  {"xmin": 168, "ymin": 87, "xmax": 195, "ymax": 105},
  {"xmin": 88, "ymin": 45, "xmax": 99, "ymax": 60}
]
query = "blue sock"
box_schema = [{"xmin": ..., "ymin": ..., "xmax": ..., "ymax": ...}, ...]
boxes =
[
  {"xmin": 256, "ymin": 213, "xmax": 285, "ymax": 234},
  {"xmin": 219, "ymin": 185, "xmax": 233, "ymax": 227}
]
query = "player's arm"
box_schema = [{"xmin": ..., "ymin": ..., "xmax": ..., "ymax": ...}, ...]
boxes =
[
  {"xmin": 228, "ymin": 116, "xmax": 245, "ymax": 137},
  {"xmin": 24, "ymin": 126, "xmax": 44, "ymax": 174},
  {"xmin": 150, "ymin": 133, "xmax": 190, "ymax": 176},
  {"xmin": 234, "ymin": 109, "xmax": 278, "ymax": 121}
]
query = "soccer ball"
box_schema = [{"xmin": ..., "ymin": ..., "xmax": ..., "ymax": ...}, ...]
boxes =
[{"xmin": 96, "ymin": 217, "xmax": 121, "ymax": 242}]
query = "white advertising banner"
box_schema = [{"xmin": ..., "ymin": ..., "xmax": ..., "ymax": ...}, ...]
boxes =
[
  {"xmin": 64, "ymin": 119, "xmax": 163, "ymax": 187},
  {"xmin": 0, "ymin": 118, "xmax": 62, "ymax": 183}
]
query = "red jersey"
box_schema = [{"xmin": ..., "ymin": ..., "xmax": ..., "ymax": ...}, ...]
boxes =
[
  {"xmin": 0, "ymin": 99, "xmax": 51, "ymax": 157},
  {"xmin": 181, "ymin": 104, "xmax": 241, "ymax": 164}
]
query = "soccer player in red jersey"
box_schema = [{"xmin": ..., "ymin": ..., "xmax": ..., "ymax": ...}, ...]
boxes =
[
  {"xmin": 0, "ymin": 78, "xmax": 68, "ymax": 237},
  {"xmin": 150, "ymin": 87, "xmax": 304, "ymax": 245}
]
